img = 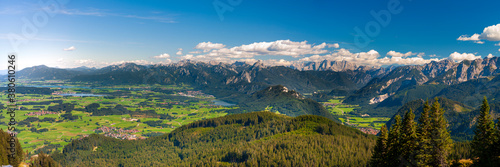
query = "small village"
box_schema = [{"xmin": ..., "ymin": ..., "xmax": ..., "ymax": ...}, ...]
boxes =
[
  {"xmin": 24, "ymin": 110, "xmax": 59, "ymax": 116},
  {"xmin": 94, "ymin": 126, "xmax": 145, "ymax": 140}
]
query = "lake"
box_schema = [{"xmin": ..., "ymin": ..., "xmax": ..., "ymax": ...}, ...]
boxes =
[{"xmin": 212, "ymin": 100, "xmax": 236, "ymax": 107}]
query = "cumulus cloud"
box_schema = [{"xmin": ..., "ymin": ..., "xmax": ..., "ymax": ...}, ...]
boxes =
[
  {"xmin": 63, "ymin": 46, "xmax": 76, "ymax": 51},
  {"xmin": 327, "ymin": 43, "xmax": 340, "ymax": 48},
  {"xmin": 298, "ymin": 49, "xmax": 440, "ymax": 66},
  {"xmin": 195, "ymin": 42, "xmax": 226, "ymax": 52},
  {"xmin": 479, "ymin": 24, "xmax": 500, "ymax": 41},
  {"xmin": 195, "ymin": 40, "xmax": 330, "ymax": 60},
  {"xmin": 153, "ymin": 53, "xmax": 170, "ymax": 59},
  {"xmin": 176, "ymin": 48, "xmax": 183, "ymax": 55},
  {"xmin": 448, "ymin": 52, "xmax": 481, "ymax": 62},
  {"xmin": 71, "ymin": 59, "xmax": 161, "ymax": 68},
  {"xmin": 495, "ymin": 42, "xmax": 500, "ymax": 46},
  {"xmin": 180, "ymin": 54, "xmax": 194, "ymax": 60},
  {"xmin": 458, "ymin": 24, "xmax": 500, "ymax": 43},
  {"xmin": 386, "ymin": 51, "xmax": 415, "ymax": 57},
  {"xmin": 457, "ymin": 34, "xmax": 480, "ymax": 41},
  {"xmin": 487, "ymin": 54, "xmax": 494, "ymax": 58}
]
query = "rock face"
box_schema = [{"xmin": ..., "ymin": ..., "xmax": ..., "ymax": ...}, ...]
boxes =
[
  {"xmin": 345, "ymin": 57, "xmax": 500, "ymax": 105},
  {"xmin": 291, "ymin": 60, "xmax": 375, "ymax": 72}
]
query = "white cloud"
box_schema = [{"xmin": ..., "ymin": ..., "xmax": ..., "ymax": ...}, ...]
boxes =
[
  {"xmin": 448, "ymin": 52, "xmax": 481, "ymax": 62},
  {"xmin": 176, "ymin": 48, "xmax": 183, "ymax": 55},
  {"xmin": 196, "ymin": 40, "xmax": 329, "ymax": 59},
  {"xmin": 195, "ymin": 42, "xmax": 226, "ymax": 52},
  {"xmin": 499, "ymin": 49, "xmax": 500, "ymax": 52},
  {"xmin": 63, "ymin": 46, "xmax": 76, "ymax": 51},
  {"xmin": 189, "ymin": 51, "xmax": 202, "ymax": 54},
  {"xmin": 487, "ymin": 54, "xmax": 494, "ymax": 58},
  {"xmin": 495, "ymin": 42, "xmax": 500, "ymax": 46},
  {"xmin": 180, "ymin": 54, "xmax": 194, "ymax": 60},
  {"xmin": 458, "ymin": 24, "xmax": 500, "ymax": 43},
  {"xmin": 298, "ymin": 49, "xmax": 439, "ymax": 66},
  {"xmin": 386, "ymin": 51, "xmax": 415, "ymax": 57},
  {"xmin": 327, "ymin": 43, "xmax": 340, "ymax": 48},
  {"xmin": 153, "ymin": 53, "xmax": 170, "ymax": 59},
  {"xmin": 262, "ymin": 59, "xmax": 293, "ymax": 66},
  {"xmin": 479, "ymin": 24, "xmax": 500, "ymax": 41},
  {"xmin": 457, "ymin": 34, "xmax": 481, "ymax": 41}
]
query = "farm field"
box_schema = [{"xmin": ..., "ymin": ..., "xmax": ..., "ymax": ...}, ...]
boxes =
[
  {"xmin": 0, "ymin": 82, "xmax": 233, "ymax": 155},
  {"xmin": 323, "ymin": 97, "xmax": 389, "ymax": 130}
]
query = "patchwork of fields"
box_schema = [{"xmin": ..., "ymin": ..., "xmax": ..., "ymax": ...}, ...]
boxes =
[{"xmin": 0, "ymin": 83, "xmax": 232, "ymax": 155}]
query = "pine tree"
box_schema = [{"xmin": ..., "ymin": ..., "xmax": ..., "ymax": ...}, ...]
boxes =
[
  {"xmin": 495, "ymin": 117, "xmax": 500, "ymax": 164},
  {"xmin": 370, "ymin": 125, "xmax": 388, "ymax": 167},
  {"xmin": 31, "ymin": 151, "xmax": 61, "ymax": 167},
  {"xmin": 472, "ymin": 97, "xmax": 497, "ymax": 166},
  {"xmin": 416, "ymin": 100, "xmax": 432, "ymax": 166},
  {"xmin": 400, "ymin": 109, "xmax": 418, "ymax": 166},
  {"xmin": 7, "ymin": 134, "xmax": 24, "ymax": 167},
  {"xmin": 0, "ymin": 129, "xmax": 9, "ymax": 165},
  {"xmin": 429, "ymin": 98, "xmax": 452, "ymax": 167},
  {"xmin": 387, "ymin": 115, "xmax": 402, "ymax": 166}
]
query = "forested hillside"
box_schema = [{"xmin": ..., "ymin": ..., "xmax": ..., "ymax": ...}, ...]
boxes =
[
  {"xmin": 227, "ymin": 85, "xmax": 340, "ymax": 122},
  {"xmin": 52, "ymin": 112, "xmax": 376, "ymax": 166}
]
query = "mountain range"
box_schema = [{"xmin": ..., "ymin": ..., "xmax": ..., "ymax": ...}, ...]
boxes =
[{"xmin": 11, "ymin": 58, "xmax": 500, "ymax": 140}]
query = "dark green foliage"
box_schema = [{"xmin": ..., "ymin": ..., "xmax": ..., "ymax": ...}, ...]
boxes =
[
  {"xmin": 373, "ymin": 99, "xmax": 458, "ymax": 167},
  {"xmin": 60, "ymin": 111, "xmax": 79, "ymax": 121},
  {"xmin": 47, "ymin": 103, "xmax": 74, "ymax": 112},
  {"xmin": 416, "ymin": 100, "xmax": 433, "ymax": 166},
  {"xmin": 386, "ymin": 97, "xmax": 476, "ymax": 141},
  {"xmin": 0, "ymin": 129, "xmax": 24, "ymax": 166},
  {"xmin": 52, "ymin": 112, "xmax": 375, "ymax": 166},
  {"xmin": 30, "ymin": 152, "xmax": 61, "ymax": 167},
  {"xmin": 370, "ymin": 125, "xmax": 388, "ymax": 167},
  {"xmin": 429, "ymin": 98, "xmax": 453, "ymax": 166},
  {"xmin": 228, "ymin": 85, "xmax": 340, "ymax": 122},
  {"xmin": 400, "ymin": 109, "xmax": 418, "ymax": 165},
  {"xmin": 386, "ymin": 115, "xmax": 402, "ymax": 166},
  {"xmin": 472, "ymin": 97, "xmax": 500, "ymax": 166}
]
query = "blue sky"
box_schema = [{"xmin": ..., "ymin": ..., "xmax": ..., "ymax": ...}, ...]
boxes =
[{"xmin": 1, "ymin": 0, "xmax": 499, "ymax": 69}]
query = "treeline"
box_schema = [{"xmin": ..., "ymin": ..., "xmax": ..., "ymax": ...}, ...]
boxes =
[
  {"xmin": 52, "ymin": 111, "xmax": 375, "ymax": 166},
  {"xmin": 0, "ymin": 129, "xmax": 23, "ymax": 167},
  {"xmin": 84, "ymin": 103, "xmax": 175, "ymax": 120},
  {"xmin": 371, "ymin": 97, "xmax": 500, "ymax": 166}
]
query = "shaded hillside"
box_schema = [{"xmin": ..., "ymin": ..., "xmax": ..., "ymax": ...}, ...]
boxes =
[
  {"xmin": 345, "ymin": 57, "xmax": 500, "ymax": 107},
  {"xmin": 69, "ymin": 61, "xmax": 384, "ymax": 103},
  {"xmin": 354, "ymin": 75, "xmax": 500, "ymax": 117},
  {"xmin": 52, "ymin": 112, "xmax": 375, "ymax": 166},
  {"xmin": 385, "ymin": 97, "xmax": 481, "ymax": 141},
  {"xmin": 15, "ymin": 65, "xmax": 83, "ymax": 80},
  {"xmin": 228, "ymin": 85, "xmax": 340, "ymax": 122}
]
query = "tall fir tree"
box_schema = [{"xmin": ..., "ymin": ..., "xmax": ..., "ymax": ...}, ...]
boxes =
[
  {"xmin": 492, "ymin": 117, "xmax": 500, "ymax": 165},
  {"xmin": 370, "ymin": 125, "xmax": 388, "ymax": 167},
  {"xmin": 429, "ymin": 98, "xmax": 453, "ymax": 167},
  {"xmin": 0, "ymin": 129, "xmax": 9, "ymax": 165},
  {"xmin": 472, "ymin": 97, "xmax": 497, "ymax": 166},
  {"xmin": 7, "ymin": 134, "xmax": 24, "ymax": 167},
  {"xmin": 387, "ymin": 115, "xmax": 402, "ymax": 166},
  {"xmin": 416, "ymin": 100, "xmax": 432, "ymax": 166},
  {"xmin": 400, "ymin": 109, "xmax": 418, "ymax": 166},
  {"xmin": 31, "ymin": 151, "xmax": 61, "ymax": 167}
]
